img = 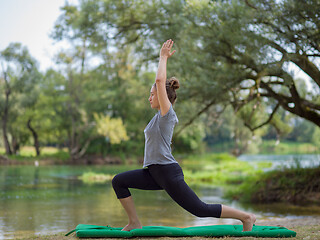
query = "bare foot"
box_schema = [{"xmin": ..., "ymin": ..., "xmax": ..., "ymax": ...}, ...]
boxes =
[
  {"xmin": 121, "ymin": 222, "xmax": 142, "ymax": 231},
  {"xmin": 242, "ymin": 214, "xmax": 256, "ymax": 232}
]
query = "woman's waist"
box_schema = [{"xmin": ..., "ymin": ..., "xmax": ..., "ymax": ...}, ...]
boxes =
[
  {"xmin": 147, "ymin": 162, "xmax": 184, "ymax": 179},
  {"xmin": 143, "ymin": 155, "xmax": 178, "ymax": 168}
]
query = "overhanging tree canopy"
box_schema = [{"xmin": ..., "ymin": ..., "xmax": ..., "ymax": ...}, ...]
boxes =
[{"xmin": 79, "ymin": 0, "xmax": 319, "ymax": 129}]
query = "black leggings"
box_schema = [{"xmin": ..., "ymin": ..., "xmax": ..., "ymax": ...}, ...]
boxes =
[{"xmin": 112, "ymin": 163, "xmax": 222, "ymax": 218}]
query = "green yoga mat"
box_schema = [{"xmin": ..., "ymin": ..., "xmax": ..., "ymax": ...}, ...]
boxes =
[{"xmin": 66, "ymin": 224, "xmax": 296, "ymax": 238}]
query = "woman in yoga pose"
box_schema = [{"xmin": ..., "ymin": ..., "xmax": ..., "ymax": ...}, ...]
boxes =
[{"xmin": 112, "ymin": 39, "xmax": 256, "ymax": 232}]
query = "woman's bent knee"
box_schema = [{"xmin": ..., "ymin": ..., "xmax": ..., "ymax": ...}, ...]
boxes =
[
  {"xmin": 112, "ymin": 173, "xmax": 131, "ymax": 199},
  {"xmin": 112, "ymin": 174, "xmax": 120, "ymax": 189}
]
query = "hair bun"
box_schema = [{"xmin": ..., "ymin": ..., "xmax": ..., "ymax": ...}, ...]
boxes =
[{"xmin": 168, "ymin": 77, "xmax": 180, "ymax": 90}]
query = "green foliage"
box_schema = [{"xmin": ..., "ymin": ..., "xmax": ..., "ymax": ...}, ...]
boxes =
[
  {"xmin": 98, "ymin": 0, "xmax": 320, "ymax": 128},
  {"xmin": 227, "ymin": 166, "xmax": 320, "ymax": 204},
  {"xmin": 0, "ymin": 147, "xmax": 70, "ymax": 162},
  {"xmin": 181, "ymin": 153, "xmax": 262, "ymax": 186},
  {"xmin": 0, "ymin": 43, "xmax": 42, "ymax": 154},
  {"xmin": 311, "ymin": 127, "xmax": 320, "ymax": 147},
  {"xmin": 1, "ymin": 0, "xmax": 320, "ymax": 161},
  {"xmin": 179, "ymin": 153, "xmax": 320, "ymax": 205},
  {"xmin": 258, "ymin": 140, "xmax": 319, "ymax": 154},
  {"xmin": 287, "ymin": 118, "xmax": 319, "ymax": 143},
  {"xmin": 182, "ymin": 152, "xmax": 237, "ymax": 163},
  {"xmin": 174, "ymin": 122, "xmax": 206, "ymax": 153},
  {"xmin": 94, "ymin": 113, "xmax": 129, "ymax": 144},
  {"xmin": 78, "ymin": 172, "xmax": 113, "ymax": 184}
]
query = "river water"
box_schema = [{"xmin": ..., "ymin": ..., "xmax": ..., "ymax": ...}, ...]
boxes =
[
  {"xmin": 0, "ymin": 154, "xmax": 319, "ymax": 239},
  {"xmin": 238, "ymin": 154, "xmax": 320, "ymax": 169}
]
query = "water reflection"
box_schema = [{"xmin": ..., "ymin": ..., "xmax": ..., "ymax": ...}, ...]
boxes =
[
  {"xmin": 238, "ymin": 154, "xmax": 320, "ymax": 169},
  {"xmin": 0, "ymin": 164, "xmax": 319, "ymax": 239}
]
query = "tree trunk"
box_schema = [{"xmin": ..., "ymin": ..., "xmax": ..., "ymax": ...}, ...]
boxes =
[
  {"xmin": 11, "ymin": 135, "xmax": 20, "ymax": 155},
  {"xmin": 2, "ymin": 87, "xmax": 12, "ymax": 155},
  {"xmin": 69, "ymin": 130, "xmax": 92, "ymax": 161},
  {"xmin": 27, "ymin": 119, "xmax": 40, "ymax": 156},
  {"xmin": 2, "ymin": 120, "xmax": 12, "ymax": 155},
  {"xmin": 69, "ymin": 113, "xmax": 79, "ymax": 162}
]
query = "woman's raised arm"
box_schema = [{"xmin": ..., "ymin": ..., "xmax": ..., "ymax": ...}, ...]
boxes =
[{"xmin": 155, "ymin": 39, "xmax": 176, "ymax": 116}]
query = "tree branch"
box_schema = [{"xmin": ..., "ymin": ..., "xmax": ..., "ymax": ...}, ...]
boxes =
[
  {"xmin": 230, "ymin": 92, "xmax": 259, "ymax": 113},
  {"xmin": 244, "ymin": 103, "xmax": 280, "ymax": 132},
  {"xmin": 306, "ymin": 54, "xmax": 320, "ymax": 57},
  {"xmin": 266, "ymin": 39, "xmax": 320, "ymax": 88},
  {"xmin": 288, "ymin": 53, "xmax": 320, "ymax": 88},
  {"xmin": 174, "ymin": 99, "xmax": 218, "ymax": 139},
  {"xmin": 260, "ymin": 81, "xmax": 320, "ymax": 127},
  {"xmin": 244, "ymin": 0, "xmax": 258, "ymax": 10}
]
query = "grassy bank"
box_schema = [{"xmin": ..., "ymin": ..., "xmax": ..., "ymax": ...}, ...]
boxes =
[
  {"xmin": 180, "ymin": 153, "xmax": 270, "ymax": 187},
  {"xmin": 16, "ymin": 223, "xmax": 320, "ymax": 240},
  {"xmin": 0, "ymin": 146, "xmax": 70, "ymax": 163},
  {"xmin": 0, "ymin": 146, "xmax": 136, "ymax": 165},
  {"xmin": 227, "ymin": 166, "xmax": 320, "ymax": 204},
  {"xmin": 179, "ymin": 153, "xmax": 320, "ymax": 205},
  {"xmin": 258, "ymin": 140, "xmax": 319, "ymax": 155},
  {"xmin": 78, "ymin": 172, "xmax": 113, "ymax": 183},
  {"xmin": 182, "ymin": 153, "xmax": 320, "ymax": 205},
  {"xmin": 209, "ymin": 140, "xmax": 319, "ymax": 155}
]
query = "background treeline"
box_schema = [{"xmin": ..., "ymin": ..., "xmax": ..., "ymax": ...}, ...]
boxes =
[{"xmin": 1, "ymin": 0, "xmax": 319, "ymax": 162}]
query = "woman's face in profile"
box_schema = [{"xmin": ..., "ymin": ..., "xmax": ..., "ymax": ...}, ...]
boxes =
[{"xmin": 148, "ymin": 85, "xmax": 159, "ymax": 110}]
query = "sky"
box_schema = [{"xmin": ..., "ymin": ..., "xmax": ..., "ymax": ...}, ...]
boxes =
[{"xmin": 0, "ymin": 0, "xmax": 74, "ymax": 71}]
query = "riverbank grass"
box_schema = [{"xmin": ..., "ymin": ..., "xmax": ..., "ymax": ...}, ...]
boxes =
[
  {"xmin": 258, "ymin": 140, "xmax": 319, "ymax": 154},
  {"xmin": 227, "ymin": 165, "xmax": 320, "ymax": 204},
  {"xmin": 78, "ymin": 172, "xmax": 113, "ymax": 184},
  {"xmin": 180, "ymin": 153, "xmax": 320, "ymax": 205},
  {"xmin": 180, "ymin": 153, "xmax": 271, "ymax": 187},
  {"xmin": 208, "ymin": 140, "xmax": 319, "ymax": 154},
  {"xmin": 0, "ymin": 146, "xmax": 70, "ymax": 162}
]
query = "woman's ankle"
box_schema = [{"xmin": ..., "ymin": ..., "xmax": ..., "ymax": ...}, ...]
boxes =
[
  {"xmin": 122, "ymin": 221, "xmax": 142, "ymax": 231},
  {"xmin": 242, "ymin": 213, "xmax": 256, "ymax": 231},
  {"xmin": 129, "ymin": 219, "xmax": 141, "ymax": 225}
]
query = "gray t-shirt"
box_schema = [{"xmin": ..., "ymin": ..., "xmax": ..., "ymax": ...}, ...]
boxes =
[{"xmin": 143, "ymin": 105, "xmax": 179, "ymax": 167}]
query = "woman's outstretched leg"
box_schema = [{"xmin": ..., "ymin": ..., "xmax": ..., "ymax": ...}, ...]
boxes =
[
  {"xmin": 119, "ymin": 196, "xmax": 142, "ymax": 231},
  {"xmin": 220, "ymin": 205, "xmax": 256, "ymax": 231},
  {"xmin": 148, "ymin": 164, "xmax": 256, "ymax": 232}
]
